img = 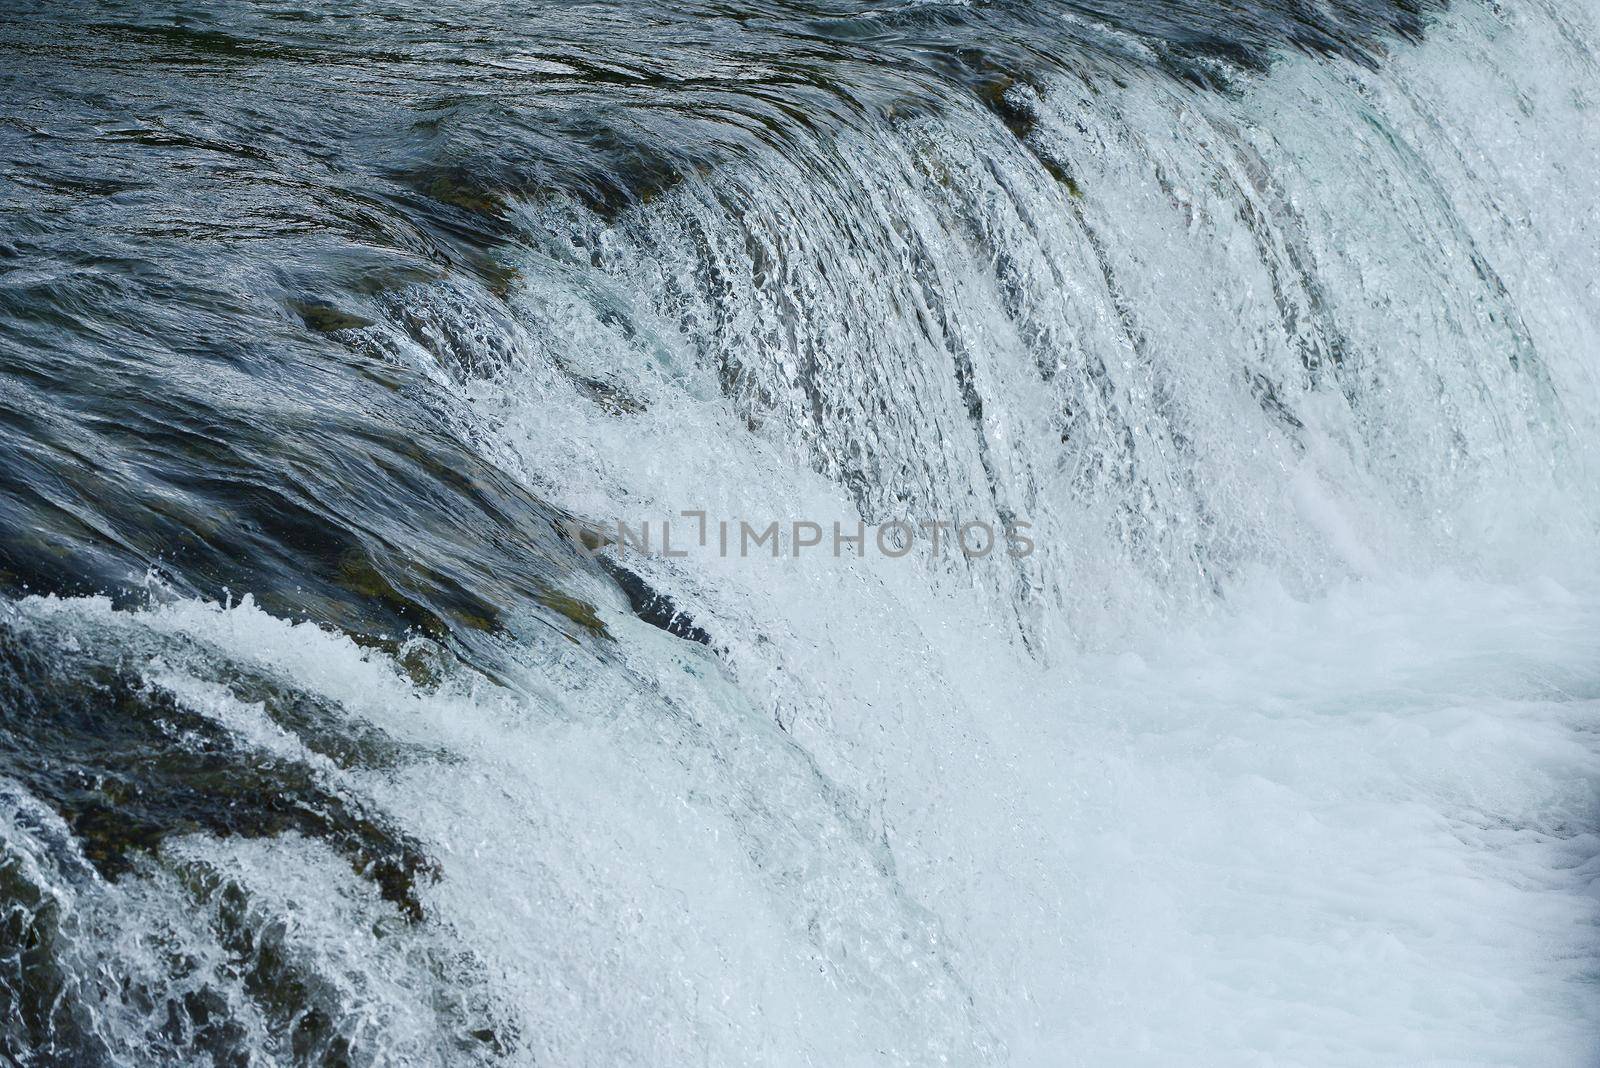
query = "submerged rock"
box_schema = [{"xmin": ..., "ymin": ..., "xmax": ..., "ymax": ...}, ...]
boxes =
[
  {"xmin": 536, "ymin": 588, "xmax": 612, "ymax": 641},
  {"xmin": 288, "ymin": 299, "xmax": 375, "ymax": 334},
  {"xmin": 0, "ymin": 619, "xmax": 437, "ymax": 923},
  {"xmin": 600, "ymin": 561, "xmax": 711, "ymax": 646}
]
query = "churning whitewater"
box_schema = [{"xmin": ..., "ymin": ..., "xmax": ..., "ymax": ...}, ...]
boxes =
[{"xmin": 1, "ymin": 0, "xmax": 1598, "ymax": 1064}]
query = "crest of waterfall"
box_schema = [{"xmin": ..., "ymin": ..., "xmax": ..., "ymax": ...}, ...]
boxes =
[{"xmin": 482, "ymin": 0, "xmax": 1600, "ymax": 654}]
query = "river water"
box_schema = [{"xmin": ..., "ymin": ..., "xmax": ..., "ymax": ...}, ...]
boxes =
[{"xmin": 2, "ymin": 1, "xmax": 1598, "ymax": 1063}]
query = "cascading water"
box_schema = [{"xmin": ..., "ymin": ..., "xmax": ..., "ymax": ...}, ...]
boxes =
[{"xmin": 1, "ymin": 0, "xmax": 1597, "ymax": 1064}]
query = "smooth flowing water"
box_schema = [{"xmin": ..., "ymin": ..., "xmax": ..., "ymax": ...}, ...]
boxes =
[{"xmin": 1, "ymin": 1, "xmax": 1598, "ymax": 1064}]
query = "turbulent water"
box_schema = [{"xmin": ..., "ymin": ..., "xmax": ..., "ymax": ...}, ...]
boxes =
[{"xmin": 2, "ymin": 0, "xmax": 1599, "ymax": 1064}]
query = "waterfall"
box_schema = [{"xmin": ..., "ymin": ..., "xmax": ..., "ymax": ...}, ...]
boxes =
[{"xmin": 1, "ymin": 0, "xmax": 1597, "ymax": 1063}]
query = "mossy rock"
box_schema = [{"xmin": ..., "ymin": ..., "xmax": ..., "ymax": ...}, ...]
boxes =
[
  {"xmin": 289, "ymin": 299, "xmax": 375, "ymax": 333},
  {"xmin": 1038, "ymin": 155, "xmax": 1084, "ymax": 198},
  {"xmin": 477, "ymin": 257, "xmax": 521, "ymax": 301},
  {"xmin": 423, "ymin": 176, "xmax": 508, "ymax": 217},
  {"xmin": 975, "ymin": 72, "xmax": 1040, "ymax": 140},
  {"xmin": 536, "ymin": 589, "xmax": 611, "ymax": 641}
]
